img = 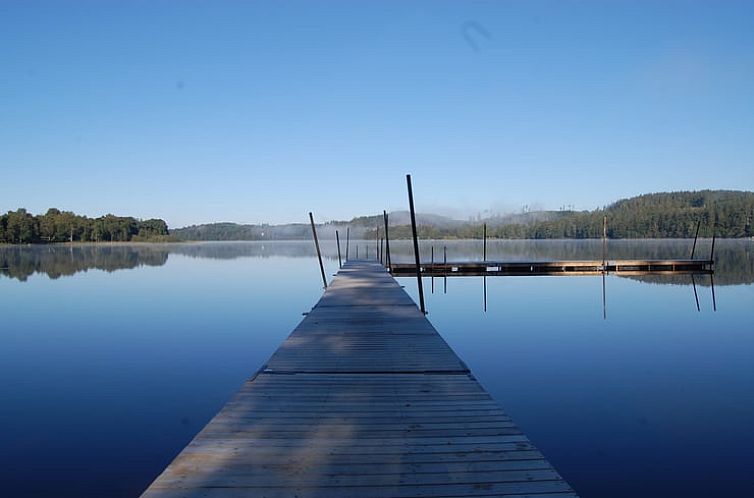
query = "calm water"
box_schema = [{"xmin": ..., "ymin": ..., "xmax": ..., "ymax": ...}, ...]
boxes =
[{"xmin": 1, "ymin": 240, "xmax": 753, "ymax": 497}]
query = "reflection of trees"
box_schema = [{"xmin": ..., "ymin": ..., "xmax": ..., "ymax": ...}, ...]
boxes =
[
  {"xmin": 2, "ymin": 240, "xmax": 751, "ymax": 286},
  {"xmin": 0, "ymin": 245, "xmax": 169, "ymax": 282}
]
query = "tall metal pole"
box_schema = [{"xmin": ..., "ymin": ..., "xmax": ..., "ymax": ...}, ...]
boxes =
[
  {"xmin": 406, "ymin": 174, "xmax": 426, "ymax": 314},
  {"xmin": 383, "ymin": 210, "xmax": 391, "ymax": 270},
  {"xmin": 345, "ymin": 227, "xmax": 350, "ymax": 261},
  {"xmin": 483, "ymin": 223, "xmax": 487, "ymax": 262},
  {"xmin": 602, "ymin": 215, "xmax": 608, "ymax": 269},
  {"xmin": 335, "ymin": 230, "xmax": 342, "ymax": 269},
  {"xmin": 309, "ymin": 212, "xmax": 327, "ymax": 288},
  {"xmin": 690, "ymin": 219, "xmax": 701, "ymax": 259},
  {"xmin": 443, "ymin": 245, "xmax": 447, "ymax": 294},
  {"xmin": 431, "ymin": 245, "xmax": 434, "ymax": 294}
]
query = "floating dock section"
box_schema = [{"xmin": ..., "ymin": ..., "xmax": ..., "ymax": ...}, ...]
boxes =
[
  {"xmin": 390, "ymin": 259, "xmax": 713, "ymax": 277},
  {"xmin": 141, "ymin": 260, "xmax": 578, "ymax": 498}
]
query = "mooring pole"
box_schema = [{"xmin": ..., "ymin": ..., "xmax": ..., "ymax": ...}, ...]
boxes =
[
  {"xmin": 375, "ymin": 227, "xmax": 380, "ymax": 262},
  {"xmin": 345, "ymin": 227, "xmax": 350, "ymax": 261},
  {"xmin": 383, "ymin": 210, "xmax": 392, "ymax": 271},
  {"xmin": 336, "ymin": 230, "xmax": 342, "ymax": 269},
  {"xmin": 483, "ymin": 223, "xmax": 487, "ymax": 262},
  {"xmin": 406, "ymin": 174, "xmax": 426, "ymax": 314},
  {"xmin": 443, "ymin": 245, "xmax": 447, "ymax": 294},
  {"xmin": 690, "ymin": 219, "xmax": 701, "ymax": 259},
  {"xmin": 309, "ymin": 212, "xmax": 327, "ymax": 288},
  {"xmin": 602, "ymin": 216, "xmax": 608, "ymax": 269},
  {"xmin": 356, "ymin": 245, "xmax": 359, "ymax": 259},
  {"xmin": 431, "ymin": 245, "xmax": 435, "ymax": 294},
  {"xmin": 380, "ymin": 238, "xmax": 384, "ymax": 265}
]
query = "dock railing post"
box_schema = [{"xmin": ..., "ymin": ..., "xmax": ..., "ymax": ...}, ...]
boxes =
[
  {"xmin": 383, "ymin": 210, "xmax": 392, "ymax": 271},
  {"xmin": 309, "ymin": 212, "xmax": 328, "ymax": 288},
  {"xmin": 336, "ymin": 230, "xmax": 342, "ymax": 269},
  {"xmin": 406, "ymin": 174, "xmax": 426, "ymax": 314}
]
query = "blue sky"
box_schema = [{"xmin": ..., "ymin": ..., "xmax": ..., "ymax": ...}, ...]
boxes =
[{"xmin": 2, "ymin": 1, "xmax": 753, "ymax": 227}]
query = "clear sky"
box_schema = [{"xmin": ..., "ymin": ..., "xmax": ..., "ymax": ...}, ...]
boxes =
[{"xmin": 2, "ymin": 1, "xmax": 753, "ymax": 227}]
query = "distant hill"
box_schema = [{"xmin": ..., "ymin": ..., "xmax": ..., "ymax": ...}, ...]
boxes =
[{"xmin": 171, "ymin": 190, "xmax": 754, "ymax": 241}]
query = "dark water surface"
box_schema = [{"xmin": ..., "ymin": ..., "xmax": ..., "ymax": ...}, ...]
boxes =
[{"xmin": 1, "ymin": 240, "xmax": 752, "ymax": 497}]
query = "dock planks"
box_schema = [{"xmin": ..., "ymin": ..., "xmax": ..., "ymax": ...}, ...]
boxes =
[{"xmin": 141, "ymin": 260, "xmax": 577, "ymax": 498}]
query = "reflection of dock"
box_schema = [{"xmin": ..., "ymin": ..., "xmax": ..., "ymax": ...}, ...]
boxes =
[
  {"xmin": 141, "ymin": 261, "xmax": 578, "ymax": 497},
  {"xmin": 390, "ymin": 259, "xmax": 714, "ymax": 277}
]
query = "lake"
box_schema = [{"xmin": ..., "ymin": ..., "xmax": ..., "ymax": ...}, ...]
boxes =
[{"xmin": 1, "ymin": 239, "xmax": 753, "ymax": 497}]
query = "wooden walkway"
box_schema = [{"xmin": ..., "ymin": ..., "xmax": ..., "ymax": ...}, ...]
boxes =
[{"xmin": 141, "ymin": 261, "xmax": 578, "ymax": 498}]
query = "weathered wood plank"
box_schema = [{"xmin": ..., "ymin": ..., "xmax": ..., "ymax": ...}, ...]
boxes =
[{"xmin": 141, "ymin": 260, "xmax": 577, "ymax": 497}]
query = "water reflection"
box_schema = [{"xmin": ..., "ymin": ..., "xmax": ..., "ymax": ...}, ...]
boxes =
[
  {"xmin": 2, "ymin": 239, "xmax": 753, "ymax": 286},
  {"xmin": 1, "ymin": 240, "xmax": 752, "ymax": 498},
  {"xmin": 0, "ymin": 244, "xmax": 169, "ymax": 281}
]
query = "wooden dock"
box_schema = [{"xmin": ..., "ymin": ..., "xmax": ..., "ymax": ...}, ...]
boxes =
[
  {"xmin": 141, "ymin": 260, "xmax": 578, "ymax": 498},
  {"xmin": 390, "ymin": 259, "xmax": 714, "ymax": 277}
]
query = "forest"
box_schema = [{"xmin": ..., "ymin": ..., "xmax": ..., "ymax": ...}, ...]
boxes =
[
  {"xmin": 366, "ymin": 190, "xmax": 754, "ymax": 240},
  {"xmin": 4, "ymin": 190, "xmax": 753, "ymax": 244},
  {"xmin": 0, "ymin": 208, "xmax": 170, "ymax": 244}
]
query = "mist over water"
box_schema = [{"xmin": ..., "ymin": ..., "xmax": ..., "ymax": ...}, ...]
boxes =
[{"xmin": 1, "ymin": 240, "xmax": 753, "ymax": 497}]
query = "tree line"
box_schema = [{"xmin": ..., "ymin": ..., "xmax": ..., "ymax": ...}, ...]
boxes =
[
  {"xmin": 366, "ymin": 190, "xmax": 754, "ymax": 240},
  {"xmin": 0, "ymin": 208, "xmax": 170, "ymax": 244}
]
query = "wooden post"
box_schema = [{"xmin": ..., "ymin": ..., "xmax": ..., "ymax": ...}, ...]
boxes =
[
  {"xmin": 380, "ymin": 238, "xmax": 384, "ymax": 265},
  {"xmin": 602, "ymin": 216, "xmax": 608, "ymax": 269},
  {"xmin": 483, "ymin": 223, "xmax": 487, "ymax": 262},
  {"xmin": 443, "ymin": 245, "xmax": 447, "ymax": 294},
  {"xmin": 406, "ymin": 174, "xmax": 426, "ymax": 314},
  {"xmin": 309, "ymin": 212, "xmax": 327, "ymax": 288},
  {"xmin": 335, "ymin": 230, "xmax": 342, "ymax": 269},
  {"xmin": 431, "ymin": 245, "xmax": 434, "ymax": 294},
  {"xmin": 345, "ymin": 228, "xmax": 350, "ymax": 261},
  {"xmin": 383, "ymin": 211, "xmax": 392, "ymax": 270},
  {"xmin": 690, "ymin": 219, "xmax": 701, "ymax": 259}
]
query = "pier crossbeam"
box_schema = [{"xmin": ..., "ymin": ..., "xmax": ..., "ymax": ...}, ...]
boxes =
[{"xmin": 141, "ymin": 260, "xmax": 578, "ymax": 498}]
